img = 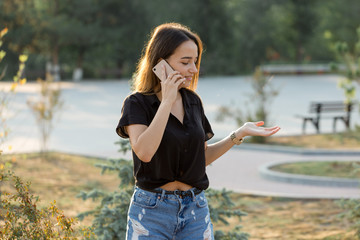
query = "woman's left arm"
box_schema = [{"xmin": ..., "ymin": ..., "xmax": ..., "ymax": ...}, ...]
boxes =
[{"xmin": 205, "ymin": 121, "xmax": 280, "ymax": 166}]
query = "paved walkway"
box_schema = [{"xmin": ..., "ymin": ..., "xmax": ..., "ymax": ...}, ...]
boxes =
[
  {"xmin": 3, "ymin": 76, "xmax": 360, "ymax": 199},
  {"xmin": 206, "ymin": 145, "xmax": 360, "ymax": 199}
]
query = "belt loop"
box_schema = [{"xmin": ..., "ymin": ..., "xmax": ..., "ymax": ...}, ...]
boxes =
[
  {"xmin": 190, "ymin": 188, "xmax": 196, "ymax": 201},
  {"xmin": 160, "ymin": 188, "xmax": 166, "ymax": 201}
]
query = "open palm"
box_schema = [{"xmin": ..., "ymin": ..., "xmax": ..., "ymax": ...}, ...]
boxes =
[{"xmin": 238, "ymin": 121, "xmax": 280, "ymax": 138}]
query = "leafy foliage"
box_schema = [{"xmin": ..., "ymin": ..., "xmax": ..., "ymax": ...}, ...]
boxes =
[
  {"xmin": 338, "ymin": 197, "xmax": 360, "ymax": 239},
  {"xmin": 78, "ymin": 139, "xmax": 249, "ymax": 239},
  {"xmin": 76, "ymin": 141, "xmax": 134, "ymax": 240},
  {"xmin": 206, "ymin": 188, "xmax": 249, "ymax": 239},
  {"xmin": 0, "ymin": 169, "xmax": 93, "ymax": 239},
  {"xmin": 2, "ymin": 1, "xmax": 360, "ymax": 78},
  {"xmin": 0, "ymin": 26, "xmax": 92, "ymax": 240},
  {"xmin": 332, "ymin": 26, "xmax": 360, "ymax": 100},
  {"xmin": 77, "ymin": 156, "xmax": 133, "ymax": 240},
  {"xmin": 331, "ymin": 26, "xmax": 360, "ymax": 130},
  {"xmin": 0, "ymin": 27, "xmax": 27, "ymax": 150}
]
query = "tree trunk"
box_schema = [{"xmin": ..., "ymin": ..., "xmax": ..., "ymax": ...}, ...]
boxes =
[
  {"xmin": 52, "ymin": 43, "xmax": 60, "ymax": 81},
  {"xmin": 73, "ymin": 48, "xmax": 85, "ymax": 81}
]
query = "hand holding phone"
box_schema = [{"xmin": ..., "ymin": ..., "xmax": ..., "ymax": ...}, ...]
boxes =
[{"xmin": 152, "ymin": 59, "xmax": 176, "ymax": 82}]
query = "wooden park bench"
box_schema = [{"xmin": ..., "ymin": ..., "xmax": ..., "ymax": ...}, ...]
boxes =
[{"xmin": 296, "ymin": 101, "xmax": 354, "ymax": 134}]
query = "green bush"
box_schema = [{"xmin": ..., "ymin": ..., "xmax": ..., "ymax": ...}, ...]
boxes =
[
  {"xmin": 0, "ymin": 169, "xmax": 93, "ymax": 239},
  {"xmin": 338, "ymin": 198, "xmax": 360, "ymax": 239}
]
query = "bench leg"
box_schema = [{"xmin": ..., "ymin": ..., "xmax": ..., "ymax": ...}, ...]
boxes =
[
  {"xmin": 333, "ymin": 117, "xmax": 350, "ymax": 132},
  {"xmin": 313, "ymin": 120, "xmax": 320, "ymax": 134},
  {"xmin": 302, "ymin": 119, "xmax": 307, "ymax": 134},
  {"xmin": 303, "ymin": 118, "xmax": 320, "ymax": 134},
  {"xmin": 333, "ymin": 118, "xmax": 337, "ymax": 133},
  {"xmin": 345, "ymin": 117, "xmax": 350, "ymax": 130}
]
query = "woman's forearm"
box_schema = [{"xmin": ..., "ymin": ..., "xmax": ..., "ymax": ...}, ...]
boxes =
[{"xmin": 205, "ymin": 135, "xmax": 235, "ymax": 166}]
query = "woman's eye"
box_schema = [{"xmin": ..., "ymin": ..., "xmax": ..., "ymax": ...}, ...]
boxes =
[{"xmin": 181, "ymin": 62, "xmax": 189, "ymax": 65}]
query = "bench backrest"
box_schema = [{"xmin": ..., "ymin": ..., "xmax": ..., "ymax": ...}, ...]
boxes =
[{"xmin": 309, "ymin": 101, "xmax": 353, "ymax": 115}]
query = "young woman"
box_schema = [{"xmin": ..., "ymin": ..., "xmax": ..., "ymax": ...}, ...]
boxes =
[{"xmin": 116, "ymin": 22, "xmax": 280, "ymax": 240}]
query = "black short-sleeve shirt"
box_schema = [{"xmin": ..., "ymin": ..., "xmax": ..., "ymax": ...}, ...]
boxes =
[{"xmin": 116, "ymin": 88, "xmax": 214, "ymax": 190}]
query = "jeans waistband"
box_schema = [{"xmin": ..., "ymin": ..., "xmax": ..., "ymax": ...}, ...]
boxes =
[{"xmin": 139, "ymin": 187, "xmax": 203, "ymax": 198}]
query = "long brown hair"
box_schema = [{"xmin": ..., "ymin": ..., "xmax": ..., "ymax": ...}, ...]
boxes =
[{"xmin": 132, "ymin": 23, "xmax": 203, "ymax": 93}]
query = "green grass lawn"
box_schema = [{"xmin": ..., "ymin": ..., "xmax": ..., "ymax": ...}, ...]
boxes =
[{"xmin": 270, "ymin": 161, "xmax": 360, "ymax": 178}]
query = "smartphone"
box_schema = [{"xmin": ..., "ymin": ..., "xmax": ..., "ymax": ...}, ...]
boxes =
[{"xmin": 152, "ymin": 59, "xmax": 175, "ymax": 82}]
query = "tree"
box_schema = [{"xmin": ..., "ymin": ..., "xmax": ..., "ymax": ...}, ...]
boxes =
[
  {"xmin": 216, "ymin": 67, "xmax": 278, "ymax": 143},
  {"xmin": 225, "ymin": 0, "xmax": 290, "ymax": 70},
  {"xmin": 319, "ymin": 0, "xmax": 360, "ymax": 49},
  {"xmin": 2, "ymin": 0, "xmax": 360, "ymax": 78},
  {"xmin": 0, "ymin": 0, "xmax": 37, "ymax": 78},
  {"xmin": 179, "ymin": 0, "xmax": 238, "ymax": 74},
  {"xmin": 289, "ymin": 0, "xmax": 318, "ymax": 62},
  {"xmin": 333, "ymin": 27, "xmax": 360, "ymax": 85},
  {"xmin": 331, "ymin": 26, "xmax": 360, "ymax": 133},
  {"xmin": 248, "ymin": 68, "xmax": 278, "ymax": 143},
  {"xmin": 27, "ymin": 78, "xmax": 64, "ymax": 153},
  {"xmin": 55, "ymin": 0, "xmax": 103, "ymax": 81},
  {"xmin": 92, "ymin": 0, "xmax": 152, "ymax": 78}
]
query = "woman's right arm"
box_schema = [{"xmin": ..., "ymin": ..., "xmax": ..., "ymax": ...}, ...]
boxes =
[
  {"xmin": 126, "ymin": 100, "xmax": 172, "ymax": 163},
  {"xmin": 126, "ymin": 68, "xmax": 185, "ymax": 163}
]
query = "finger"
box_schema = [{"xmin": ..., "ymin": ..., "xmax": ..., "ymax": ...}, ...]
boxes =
[
  {"xmin": 167, "ymin": 71, "xmax": 180, "ymax": 80},
  {"xmin": 255, "ymin": 121, "xmax": 264, "ymax": 126},
  {"xmin": 175, "ymin": 77, "xmax": 186, "ymax": 87},
  {"xmin": 166, "ymin": 74, "xmax": 181, "ymax": 85},
  {"xmin": 263, "ymin": 126, "xmax": 280, "ymax": 131},
  {"xmin": 169, "ymin": 73, "xmax": 184, "ymax": 84},
  {"xmin": 174, "ymin": 75, "xmax": 185, "ymax": 84},
  {"xmin": 265, "ymin": 127, "xmax": 281, "ymax": 135}
]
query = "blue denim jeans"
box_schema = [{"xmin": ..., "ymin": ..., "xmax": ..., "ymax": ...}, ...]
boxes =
[{"xmin": 126, "ymin": 187, "xmax": 214, "ymax": 240}]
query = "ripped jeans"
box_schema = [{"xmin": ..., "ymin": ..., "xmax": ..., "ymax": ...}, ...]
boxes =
[{"xmin": 126, "ymin": 187, "xmax": 214, "ymax": 240}]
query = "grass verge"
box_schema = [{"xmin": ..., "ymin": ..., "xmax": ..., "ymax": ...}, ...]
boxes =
[
  {"xmin": 267, "ymin": 132, "xmax": 360, "ymax": 150},
  {"xmin": 270, "ymin": 161, "xmax": 360, "ymax": 178}
]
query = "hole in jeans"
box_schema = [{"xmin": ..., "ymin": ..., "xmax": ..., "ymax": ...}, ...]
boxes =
[{"xmin": 129, "ymin": 218, "xmax": 149, "ymax": 239}]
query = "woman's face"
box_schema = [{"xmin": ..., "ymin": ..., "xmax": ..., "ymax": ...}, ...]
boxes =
[{"xmin": 166, "ymin": 40, "xmax": 198, "ymax": 89}]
